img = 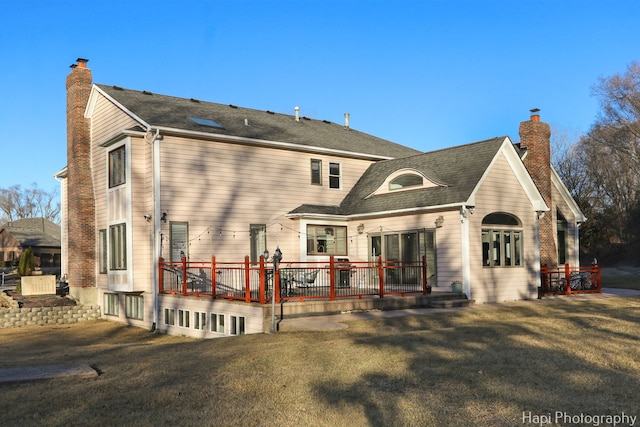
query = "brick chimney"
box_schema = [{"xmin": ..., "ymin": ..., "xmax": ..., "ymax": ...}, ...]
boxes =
[
  {"xmin": 66, "ymin": 58, "xmax": 96, "ymax": 289},
  {"xmin": 519, "ymin": 109, "xmax": 558, "ymax": 267}
]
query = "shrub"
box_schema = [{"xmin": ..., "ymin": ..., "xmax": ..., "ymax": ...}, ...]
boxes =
[{"xmin": 18, "ymin": 247, "xmax": 35, "ymax": 277}]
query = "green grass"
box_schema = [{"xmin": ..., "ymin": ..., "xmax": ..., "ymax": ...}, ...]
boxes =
[
  {"xmin": 1, "ymin": 295, "xmax": 639, "ymax": 426},
  {"xmin": 601, "ymin": 266, "xmax": 640, "ymax": 290}
]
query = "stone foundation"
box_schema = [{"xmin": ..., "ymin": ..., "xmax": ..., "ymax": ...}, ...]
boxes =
[{"xmin": 0, "ymin": 305, "xmax": 101, "ymax": 328}]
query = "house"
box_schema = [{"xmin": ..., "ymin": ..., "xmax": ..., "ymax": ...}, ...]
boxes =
[
  {"xmin": 59, "ymin": 58, "xmax": 584, "ymax": 337},
  {"xmin": 0, "ymin": 217, "xmax": 62, "ymax": 274}
]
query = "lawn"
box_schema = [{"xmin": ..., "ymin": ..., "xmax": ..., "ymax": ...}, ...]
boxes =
[{"xmin": 0, "ymin": 294, "xmax": 639, "ymax": 426}]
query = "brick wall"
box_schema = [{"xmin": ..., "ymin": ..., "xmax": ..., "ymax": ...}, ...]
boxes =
[
  {"xmin": 0, "ymin": 305, "xmax": 101, "ymax": 328},
  {"xmin": 519, "ymin": 114, "xmax": 558, "ymax": 267},
  {"xmin": 66, "ymin": 59, "xmax": 96, "ymax": 288}
]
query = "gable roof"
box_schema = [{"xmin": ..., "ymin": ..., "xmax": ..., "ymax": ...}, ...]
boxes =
[
  {"xmin": 289, "ymin": 137, "xmax": 548, "ymax": 217},
  {"xmin": 92, "ymin": 84, "xmax": 422, "ymax": 160},
  {"xmin": 0, "ymin": 218, "xmax": 61, "ymax": 247}
]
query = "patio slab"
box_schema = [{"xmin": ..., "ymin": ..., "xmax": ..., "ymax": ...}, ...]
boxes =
[{"xmin": 0, "ymin": 364, "xmax": 98, "ymax": 384}]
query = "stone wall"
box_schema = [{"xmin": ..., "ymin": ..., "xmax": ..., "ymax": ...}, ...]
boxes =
[{"xmin": 0, "ymin": 305, "xmax": 101, "ymax": 328}]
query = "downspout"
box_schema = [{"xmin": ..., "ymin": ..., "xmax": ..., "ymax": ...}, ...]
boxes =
[
  {"xmin": 151, "ymin": 129, "xmax": 161, "ymax": 332},
  {"xmin": 460, "ymin": 207, "xmax": 471, "ymax": 298}
]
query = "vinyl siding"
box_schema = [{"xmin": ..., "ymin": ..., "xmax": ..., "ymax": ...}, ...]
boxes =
[
  {"xmin": 470, "ymin": 153, "xmax": 539, "ymax": 302},
  {"xmin": 157, "ymin": 136, "xmax": 375, "ymax": 262}
]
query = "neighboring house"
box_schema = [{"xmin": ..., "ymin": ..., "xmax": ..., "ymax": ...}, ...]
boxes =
[
  {"xmin": 0, "ymin": 218, "xmax": 61, "ymax": 274},
  {"xmin": 59, "ymin": 59, "xmax": 584, "ymax": 337}
]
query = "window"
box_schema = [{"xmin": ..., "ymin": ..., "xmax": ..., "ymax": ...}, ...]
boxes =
[
  {"xmin": 109, "ymin": 146, "xmax": 126, "ymax": 188},
  {"xmin": 104, "ymin": 293, "xmax": 119, "ymax": 316},
  {"xmin": 210, "ymin": 313, "xmax": 225, "ymax": 333},
  {"xmin": 250, "ymin": 224, "xmax": 267, "ymax": 263},
  {"xmin": 557, "ymin": 210, "xmax": 568, "ymax": 265},
  {"xmin": 99, "ymin": 229, "xmax": 107, "ymax": 274},
  {"xmin": 194, "ymin": 311, "xmax": 207, "ymax": 330},
  {"xmin": 178, "ymin": 309, "xmax": 190, "ymax": 328},
  {"xmin": 307, "ymin": 225, "xmax": 347, "ymax": 255},
  {"xmin": 329, "ymin": 162, "xmax": 341, "ymax": 189},
  {"xmin": 109, "ymin": 223, "xmax": 127, "ymax": 270},
  {"xmin": 311, "ymin": 159, "xmax": 322, "ymax": 185},
  {"xmin": 125, "ymin": 294, "xmax": 144, "ymax": 320},
  {"xmin": 164, "ymin": 308, "xmax": 175, "ymax": 325},
  {"xmin": 230, "ymin": 315, "xmax": 245, "ymax": 335},
  {"xmin": 389, "ymin": 174, "xmax": 423, "ymax": 190},
  {"xmin": 482, "ymin": 213, "xmax": 523, "ymax": 267},
  {"xmin": 170, "ymin": 222, "xmax": 189, "ymax": 262}
]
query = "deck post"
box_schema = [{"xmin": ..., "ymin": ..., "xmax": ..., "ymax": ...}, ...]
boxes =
[
  {"xmin": 158, "ymin": 257, "xmax": 164, "ymax": 294},
  {"xmin": 564, "ymin": 263, "xmax": 571, "ymax": 295},
  {"xmin": 421, "ymin": 255, "xmax": 428, "ymax": 295},
  {"xmin": 244, "ymin": 256, "xmax": 251, "ymax": 303},
  {"xmin": 211, "ymin": 256, "xmax": 217, "ymax": 299},
  {"xmin": 378, "ymin": 256, "xmax": 384, "ymax": 298},
  {"xmin": 181, "ymin": 256, "xmax": 188, "ymax": 296},
  {"xmin": 329, "ymin": 256, "xmax": 336, "ymax": 300},
  {"xmin": 259, "ymin": 256, "xmax": 266, "ymax": 305}
]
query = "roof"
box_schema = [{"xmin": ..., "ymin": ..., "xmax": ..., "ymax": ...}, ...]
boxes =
[
  {"xmin": 0, "ymin": 218, "xmax": 61, "ymax": 247},
  {"xmin": 289, "ymin": 137, "xmax": 511, "ymax": 216},
  {"xmin": 94, "ymin": 84, "xmax": 422, "ymax": 159}
]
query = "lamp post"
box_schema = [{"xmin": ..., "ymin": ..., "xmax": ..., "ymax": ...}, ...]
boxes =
[{"xmin": 268, "ymin": 247, "xmax": 283, "ymax": 333}]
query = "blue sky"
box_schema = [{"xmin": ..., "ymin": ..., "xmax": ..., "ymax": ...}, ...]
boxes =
[{"xmin": 1, "ymin": 0, "xmax": 638, "ymax": 194}]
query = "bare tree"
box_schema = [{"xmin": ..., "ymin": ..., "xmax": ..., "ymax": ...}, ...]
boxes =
[{"xmin": 0, "ymin": 184, "xmax": 60, "ymax": 224}]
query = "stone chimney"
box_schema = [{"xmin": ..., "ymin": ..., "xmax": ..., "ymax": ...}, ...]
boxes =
[
  {"xmin": 519, "ymin": 109, "xmax": 558, "ymax": 267},
  {"xmin": 66, "ymin": 58, "xmax": 96, "ymax": 289}
]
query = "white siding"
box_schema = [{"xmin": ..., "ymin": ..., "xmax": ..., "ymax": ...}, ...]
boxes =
[{"xmin": 470, "ymin": 153, "xmax": 539, "ymax": 303}]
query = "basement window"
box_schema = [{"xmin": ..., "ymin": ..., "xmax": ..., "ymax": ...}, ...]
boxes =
[{"xmin": 188, "ymin": 116, "xmax": 224, "ymax": 129}]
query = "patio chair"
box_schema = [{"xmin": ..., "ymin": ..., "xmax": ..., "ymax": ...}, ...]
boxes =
[{"xmin": 291, "ymin": 269, "xmax": 319, "ymax": 288}]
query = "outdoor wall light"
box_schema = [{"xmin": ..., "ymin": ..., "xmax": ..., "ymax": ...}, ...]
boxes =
[
  {"xmin": 161, "ymin": 212, "xmax": 168, "ymax": 223},
  {"xmin": 467, "ymin": 206, "xmax": 475, "ymax": 214},
  {"xmin": 144, "ymin": 214, "xmax": 152, "ymax": 222},
  {"xmin": 357, "ymin": 223, "xmax": 365, "ymax": 234},
  {"xmin": 262, "ymin": 249, "xmax": 269, "ymax": 260},
  {"xmin": 435, "ymin": 216, "xmax": 444, "ymax": 228}
]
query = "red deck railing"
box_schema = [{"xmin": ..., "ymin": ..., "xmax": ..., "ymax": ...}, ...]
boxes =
[
  {"xmin": 158, "ymin": 255, "xmax": 430, "ymax": 303},
  {"xmin": 539, "ymin": 264, "xmax": 601, "ymax": 298}
]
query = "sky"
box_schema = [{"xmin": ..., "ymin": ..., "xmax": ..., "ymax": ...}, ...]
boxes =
[{"xmin": 1, "ymin": 0, "xmax": 638, "ymax": 195}]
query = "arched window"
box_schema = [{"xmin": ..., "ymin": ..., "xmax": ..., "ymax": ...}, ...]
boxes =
[
  {"xmin": 481, "ymin": 213, "xmax": 523, "ymax": 267},
  {"xmin": 389, "ymin": 174, "xmax": 423, "ymax": 190}
]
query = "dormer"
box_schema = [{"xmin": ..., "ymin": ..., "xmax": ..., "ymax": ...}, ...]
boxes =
[{"xmin": 367, "ymin": 168, "xmax": 444, "ymax": 198}]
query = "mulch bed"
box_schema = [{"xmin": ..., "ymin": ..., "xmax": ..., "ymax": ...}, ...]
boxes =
[{"xmin": 2, "ymin": 290, "xmax": 77, "ymax": 308}]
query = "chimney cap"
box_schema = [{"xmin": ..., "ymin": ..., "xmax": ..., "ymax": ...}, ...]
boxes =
[{"xmin": 530, "ymin": 108, "xmax": 540, "ymax": 113}]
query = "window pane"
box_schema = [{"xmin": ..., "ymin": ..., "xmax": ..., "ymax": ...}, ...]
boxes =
[
  {"xmin": 310, "ymin": 159, "xmax": 322, "ymax": 185},
  {"xmin": 99, "ymin": 229, "xmax": 107, "ymax": 274},
  {"xmin": 504, "ymin": 231, "xmax": 512, "ymax": 266},
  {"xmin": 390, "ymin": 174, "xmax": 422, "ymax": 190},
  {"xmin": 329, "ymin": 162, "xmax": 340, "ymax": 189},
  {"xmin": 109, "ymin": 146, "xmax": 126, "ymax": 188},
  {"xmin": 306, "ymin": 225, "xmax": 347, "ymax": 255},
  {"xmin": 109, "ymin": 223, "xmax": 126, "ymax": 270},
  {"xmin": 514, "ymin": 231, "xmax": 522, "ymax": 266},
  {"xmin": 250, "ymin": 224, "xmax": 267, "ymax": 263},
  {"xmin": 492, "ymin": 231, "xmax": 501, "ymax": 266},
  {"xmin": 170, "ymin": 222, "xmax": 189, "ymax": 262},
  {"xmin": 482, "ymin": 231, "xmax": 490, "ymax": 266}
]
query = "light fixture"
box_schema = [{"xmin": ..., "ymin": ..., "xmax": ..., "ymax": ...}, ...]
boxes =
[
  {"xmin": 161, "ymin": 212, "xmax": 168, "ymax": 223},
  {"xmin": 262, "ymin": 249, "xmax": 270, "ymax": 260},
  {"xmin": 144, "ymin": 214, "xmax": 152, "ymax": 222},
  {"xmin": 435, "ymin": 216, "xmax": 444, "ymax": 228},
  {"xmin": 467, "ymin": 206, "xmax": 475, "ymax": 214},
  {"xmin": 357, "ymin": 223, "xmax": 365, "ymax": 234}
]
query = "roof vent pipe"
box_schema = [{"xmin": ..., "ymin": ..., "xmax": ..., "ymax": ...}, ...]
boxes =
[
  {"xmin": 344, "ymin": 113, "xmax": 350, "ymax": 129},
  {"xmin": 295, "ymin": 106, "xmax": 300, "ymax": 122}
]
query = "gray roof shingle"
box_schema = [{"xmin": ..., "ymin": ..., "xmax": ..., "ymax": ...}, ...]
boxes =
[
  {"xmin": 96, "ymin": 84, "xmax": 422, "ymax": 159},
  {"xmin": 289, "ymin": 137, "xmax": 507, "ymax": 216},
  {"xmin": 0, "ymin": 218, "xmax": 61, "ymax": 247}
]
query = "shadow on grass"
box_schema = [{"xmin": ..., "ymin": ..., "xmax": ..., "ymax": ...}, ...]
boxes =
[{"xmin": 313, "ymin": 299, "xmax": 640, "ymax": 426}]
